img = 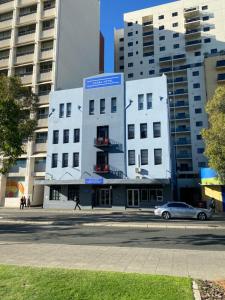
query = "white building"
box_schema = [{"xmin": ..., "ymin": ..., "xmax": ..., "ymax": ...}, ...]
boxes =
[
  {"xmin": 0, "ymin": 0, "xmax": 101, "ymax": 207},
  {"xmin": 38, "ymin": 73, "xmax": 171, "ymax": 209},
  {"xmin": 114, "ymin": 0, "xmax": 225, "ymax": 202}
]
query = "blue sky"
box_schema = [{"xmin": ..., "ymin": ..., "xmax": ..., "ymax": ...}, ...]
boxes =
[{"xmin": 100, "ymin": 0, "xmax": 173, "ymax": 72}]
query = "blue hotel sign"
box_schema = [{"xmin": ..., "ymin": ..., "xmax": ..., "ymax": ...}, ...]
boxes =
[
  {"xmin": 85, "ymin": 75, "xmax": 122, "ymax": 89},
  {"xmin": 85, "ymin": 178, "xmax": 104, "ymax": 185}
]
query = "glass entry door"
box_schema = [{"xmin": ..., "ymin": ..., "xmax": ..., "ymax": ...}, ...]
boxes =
[
  {"xmin": 97, "ymin": 189, "xmax": 111, "ymax": 206},
  {"xmin": 127, "ymin": 189, "xmax": 139, "ymax": 207}
]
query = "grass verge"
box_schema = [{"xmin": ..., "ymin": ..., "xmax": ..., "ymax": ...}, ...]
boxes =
[{"xmin": 0, "ymin": 265, "xmax": 193, "ymax": 300}]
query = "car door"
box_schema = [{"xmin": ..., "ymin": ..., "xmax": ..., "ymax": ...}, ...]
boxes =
[{"xmin": 176, "ymin": 203, "xmax": 193, "ymax": 218}]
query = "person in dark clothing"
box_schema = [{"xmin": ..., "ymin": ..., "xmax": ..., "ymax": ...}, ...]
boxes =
[
  {"xmin": 209, "ymin": 198, "xmax": 216, "ymax": 213},
  {"xmin": 23, "ymin": 196, "xmax": 27, "ymax": 208},
  {"xmin": 20, "ymin": 197, "xmax": 24, "ymax": 210},
  {"xmin": 74, "ymin": 196, "xmax": 81, "ymax": 210},
  {"xmin": 27, "ymin": 196, "xmax": 31, "ymax": 208}
]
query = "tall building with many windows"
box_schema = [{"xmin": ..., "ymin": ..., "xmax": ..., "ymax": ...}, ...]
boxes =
[
  {"xmin": 114, "ymin": 0, "xmax": 225, "ymax": 201},
  {"xmin": 0, "ymin": 0, "xmax": 100, "ymax": 207}
]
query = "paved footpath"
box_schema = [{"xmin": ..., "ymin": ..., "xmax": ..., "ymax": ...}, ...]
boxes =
[{"xmin": 0, "ymin": 242, "xmax": 225, "ymax": 280}]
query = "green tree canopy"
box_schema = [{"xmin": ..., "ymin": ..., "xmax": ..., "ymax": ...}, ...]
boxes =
[
  {"xmin": 0, "ymin": 76, "xmax": 37, "ymax": 174},
  {"xmin": 202, "ymin": 85, "xmax": 225, "ymax": 181}
]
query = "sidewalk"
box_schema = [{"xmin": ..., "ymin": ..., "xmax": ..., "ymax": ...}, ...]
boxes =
[{"xmin": 0, "ymin": 242, "xmax": 224, "ymax": 280}]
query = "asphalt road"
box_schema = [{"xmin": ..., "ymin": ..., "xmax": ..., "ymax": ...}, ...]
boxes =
[{"xmin": 0, "ymin": 209, "xmax": 225, "ymax": 251}]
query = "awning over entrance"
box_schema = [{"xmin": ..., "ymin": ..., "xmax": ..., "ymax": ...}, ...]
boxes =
[{"xmin": 34, "ymin": 178, "xmax": 171, "ymax": 186}]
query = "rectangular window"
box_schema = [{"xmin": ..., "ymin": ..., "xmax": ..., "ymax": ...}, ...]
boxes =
[
  {"xmin": 138, "ymin": 94, "xmax": 144, "ymax": 110},
  {"xmin": 193, "ymin": 71, "xmax": 199, "ymax": 76},
  {"xmin": 173, "ymin": 44, "xmax": 179, "ymax": 49},
  {"xmin": 204, "ymin": 38, "xmax": 211, "ymax": 43},
  {"xmin": 53, "ymin": 130, "xmax": 59, "ymax": 144},
  {"xmin": 128, "ymin": 32, "xmax": 133, "ymax": 37},
  {"xmin": 197, "ymin": 134, "xmax": 202, "ymax": 140},
  {"xmin": 128, "ymin": 73, "xmax": 133, "ymax": 78},
  {"xmin": 62, "ymin": 153, "xmax": 68, "ymax": 168},
  {"xmin": 195, "ymin": 108, "xmax": 202, "ymax": 114},
  {"xmin": 202, "ymin": 5, "xmax": 208, "ymax": 10},
  {"xmin": 146, "ymin": 93, "xmax": 152, "ymax": 109},
  {"xmin": 149, "ymin": 70, "xmax": 155, "ymax": 75},
  {"xmin": 160, "ymin": 46, "xmax": 165, "ymax": 51},
  {"xmin": 172, "ymin": 22, "xmax": 178, "ymax": 27},
  {"xmin": 154, "ymin": 149, "xmax": 162, "ymax": 165},
  {"xmin": 153, "ymin": 122, "xmax": 161, "ymax": 138},
  {"xmin": 149, "ymin": 59, "xmax": 154, "ymax": 64},
  {"xmin": 173, "ymin": 33, "xmax": 179, "ymax": 38},
  {"xmin": 159, "ymin": 25, "xmax": 164, "ymax": 30},
  {"xmin": 203, "ymin": 27, "xmax": 210, "ymax": 32},
  {"xmin": 128, "ymin": 62, "xmax": 133, "ymax": 67},
  {"xmin": 63, "ymin": 129, "xmax": 69, "ymax": 143},
  {"xmin": 74, "ymin": 129, "xmax": 80, "ymax": 143},
  {"xmin": 194, "ymin": 95, "xmax": 201, "ymax": 101},
  {"xmin": 159, "ymin": 36, "xmax": 165, "ymax": 41},
  {"xmin": 159, "ymin": 15, "xmax": 164, "ymax": 20},
  {"xmin": 172, "ymin": 12, "xmax": 178, "ymax": 17},
  {"xmin": 128, "ymin": 52, "xmax": 133, "ymax": 57},
  {"xmin": 197, "ymin": 148, "xmax": 204, "ymax": 154},
  {"xmin": 111, "ymin": 97, "xmax": 117, "ymax": 113},
  {"xmin": 203, "ymin": 16, "xmax": 209, "ymax": 21},
  {"xmin": 128, "ymin": 42, "xmax": 133, "ymax": 47},
  {"xmin": 128, "ymin": 150, "xmax": 135, "ymax": 166},
  {"xmin": 140, "ymin": 123, "xmax": 147, "ymax": 139},
  {"xmin": 59, "ymin": 103, "xmax": 64, "ymax": 118},
  {"xmin": 100, "ymin": 99, "xmax": 105, "ymax": 114},
  {"xmin": 196, "ymin": 121, "xmax": 203, "ymax": 127},
  {"xmin": 50, "ymin": 186, "xmax": 61, "ymax": 200},
  {"xmin": 66, "ymin": 103, "xmax": 71, "ymax": 117},
  {"xmin": 128, "ymin": 124, "xmax": 135, "ymax": 139},
  {"xmin": 193, "ymin": 83, "xmax": 200, "ymax": 88},
  {"xmin": 73, "ymin": 152, "xmax": 79, "ymax": 168},
  {"xmin": 51, "ymin": 153, "xmax": 58, "ymax": 168},
  {"xmin": 141, "ymin": 149, "xmax": 148, "ymax": 165},
  {"xmin": 35, "ymin": 132, "xmax": 48, "ymax": 144},
  {"xmin": 89, "ymin": 100, "xmax": 94, "ymax": 115}
]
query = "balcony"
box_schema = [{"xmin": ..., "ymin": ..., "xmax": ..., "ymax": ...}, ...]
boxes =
[
  {"xmin": 217, "ymin": 73, "xmax": 225, "ymax": 83},
  {"xmin": 40, "ymin": 28, "xmax": 55, "ymax": 40},
  {"xmin": 168, "ymin": 77, "xmax": 188, "ymax": 85},
  {"xmin": 143, "ymin": 31, "xmax": 153, "ymax": 37},
  {"xmin": 170, "ymin": 101, "xmax": 189, "ymax": 108},
  {"xmin": 15, "ymin": 53, "xmax": 34, "ymax": 65},
  {"xmin": 171, "ymin": 127, "xmax": 191, "ymax": 133},
  {"xmin": 38, "ymin": 94, "xmax": 49, "ymax": 105},
  {"xmin": 39, "ymin": 49, "xmax": 54, "ymax": 60},
  {"xmin": 0, "ymin": 19, "xmax": 12, "ymax": 30},
  {"xmin": 171, "ymin": 113, "xmax": 190, "ymax": 120},
  {"xmin": 143, "ymin": 41, "xmax": 154, "ymax": 47},
  {"xmin": 18, "ymin": 74, "xmax": 33, "ymax": 85},
  {"xmin": 159, "ymin": 54, "xmax": 186, "ymax": 65},
  {"xmin": 143, "ymin": 21, "xmax": 153, "ymax": 27},
  {"xmin": 94, "ymin": 137, "xmax": 110, "ymax": 147},
  {"xmin": 0, "ymin": 57, "xmax": 9, "ymax": 68},
  {"xmin": 17, "ymin": 13, "xmax": 37, "ymax": 25},
  {"xmin": 185, "ymin": 28, "xmax": 201, "ymax": 39},
  {"xmin": 169, "ymin": 89, "xmax": 188, "ymax": 96},
  {"xmin": 19, "ymin": 0, "xmax": 37, "ymax": 6},
  {"xmin": 184, "ymin": 17, "xmax": 201, "ymax": 29},
  {"xmin": 94, "ymin": 164, "xmax": 110, "ymax": 174},
  {"xmin": 176, "ymin": 153, "xmax": 192, "ymax": 159},
  {"xmin": 0, "ymin": 37, "xmax": 10, "ymax": 48},
  {"xmin": 16, "ymin": 32, "xmax": 35, "ymax": 45},
  {"xmin": 38, "ymin": 71, "xmax": 52, "ymax": 83},
  {"xmin": 184, "ymin": 6, "xmax": 200, "ymax": 17},
  {"xmin": 32, "ymin": 143, "xmax": 47, "ymax": 154},
  {"xmin": 37, "ymin": 118, "xmax": 48, "ymax": 128},
  {"xmin": 0, "ymin": 0, "xmax": 14, "ymax": 12},
  {"xmin": 216, "ymin": 60, "xmax": 225, "ymax": 69},
  {"xmin": 175, "ymin": 139, "xmax": 192, "ymax": 146},
  {"xmin": 42, "ymin": 6, "xmax": 56, "ymax": 19},
  {"xmin": 185, "ymin": 39, "xmax": 202, "ymax": 50}
]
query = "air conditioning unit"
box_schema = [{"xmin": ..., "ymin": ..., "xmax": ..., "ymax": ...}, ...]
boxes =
[{"xmin": 135, "ymin": 167, "xmax": 141, "ymax": 173}]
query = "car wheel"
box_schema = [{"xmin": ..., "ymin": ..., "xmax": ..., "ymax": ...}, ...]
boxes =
[
  {"xmin": 198, "ymin": 212, "xmax": 207, "ymax": 221},
  {"xmin": 162, "ymin": 211, "xmax": 171, "ymax": 220}
]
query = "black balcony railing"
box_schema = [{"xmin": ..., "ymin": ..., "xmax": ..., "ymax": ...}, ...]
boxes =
[
  {"xmin": 217, "ymin": 73, "xmax": 225, "ymax": 81},
  {"xmin": 94, "ymin": 164, "xmax": 110, "ymax": 174}
]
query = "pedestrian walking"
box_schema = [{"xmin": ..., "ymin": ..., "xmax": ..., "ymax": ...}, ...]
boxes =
[
  {"xmin": 27, "ymin": 196, "xmax": 31, "ymax": 208},
  {"xmin": 74, "ymin": 196, "xmax": 81, "ymax": 210},
  {"xmin": 209, "ymin": 198, "xmax": 216, "ymax": 213},
  {"xmin": 23, "ymin": 196, "xmax": 27, "ymax": 208},
  {"xmin": 20, "ymin": 197, "xmax": 24, "ymax": 210}
]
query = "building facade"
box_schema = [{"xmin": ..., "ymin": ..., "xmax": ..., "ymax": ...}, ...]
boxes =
[
  {"xmin": 39, "ymin": 73, "xmax": 172, "ymax": 209},
  {"xmin": 0, "ymin": 0, "xmax": 100, "ymax": 207},
  {"xmin": 114, "ymin": 0, "xmax": 225, "ymax": 202}
]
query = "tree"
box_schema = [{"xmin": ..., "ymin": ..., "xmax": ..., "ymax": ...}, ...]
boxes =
[
  {"xmin": 0, "ymin": 76, "xmax": 37, "ymax": 174},
  {"xmin": 202, "ymin": 85, "xmax": 225, "ymax": 181}
]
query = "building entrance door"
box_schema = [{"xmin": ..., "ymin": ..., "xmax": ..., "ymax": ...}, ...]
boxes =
[
  {"xmin": 96, "ymin": 189, "xmax": 111, "ymax": 206},
  {"xmin": 127, "ymin": 189, "xmax": 139, "ymax": 207}
]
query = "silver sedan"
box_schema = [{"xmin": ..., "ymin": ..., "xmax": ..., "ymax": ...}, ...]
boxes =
[{"xmin": 154, "ymin": 202, "xmax": 213, "ymax": 221}]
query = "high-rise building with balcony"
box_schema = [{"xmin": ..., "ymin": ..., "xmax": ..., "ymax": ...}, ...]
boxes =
[
  {"xmin": 0, "ymin": 0, "xmax": 100, "ymax": 207},
  {"xmin": 114, "ymin": 0, "xmax": 225, "ymax": 201}
]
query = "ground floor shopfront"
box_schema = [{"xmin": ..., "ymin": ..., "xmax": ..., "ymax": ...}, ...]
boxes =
[{"xmin": 41, "ymin": 180, "xmax": 172, "ymax": 209}]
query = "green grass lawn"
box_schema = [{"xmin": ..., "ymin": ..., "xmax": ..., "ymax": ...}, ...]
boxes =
[{"xmin": 0, "ymin": 265, "xmax": 193, "ymax": 300}]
